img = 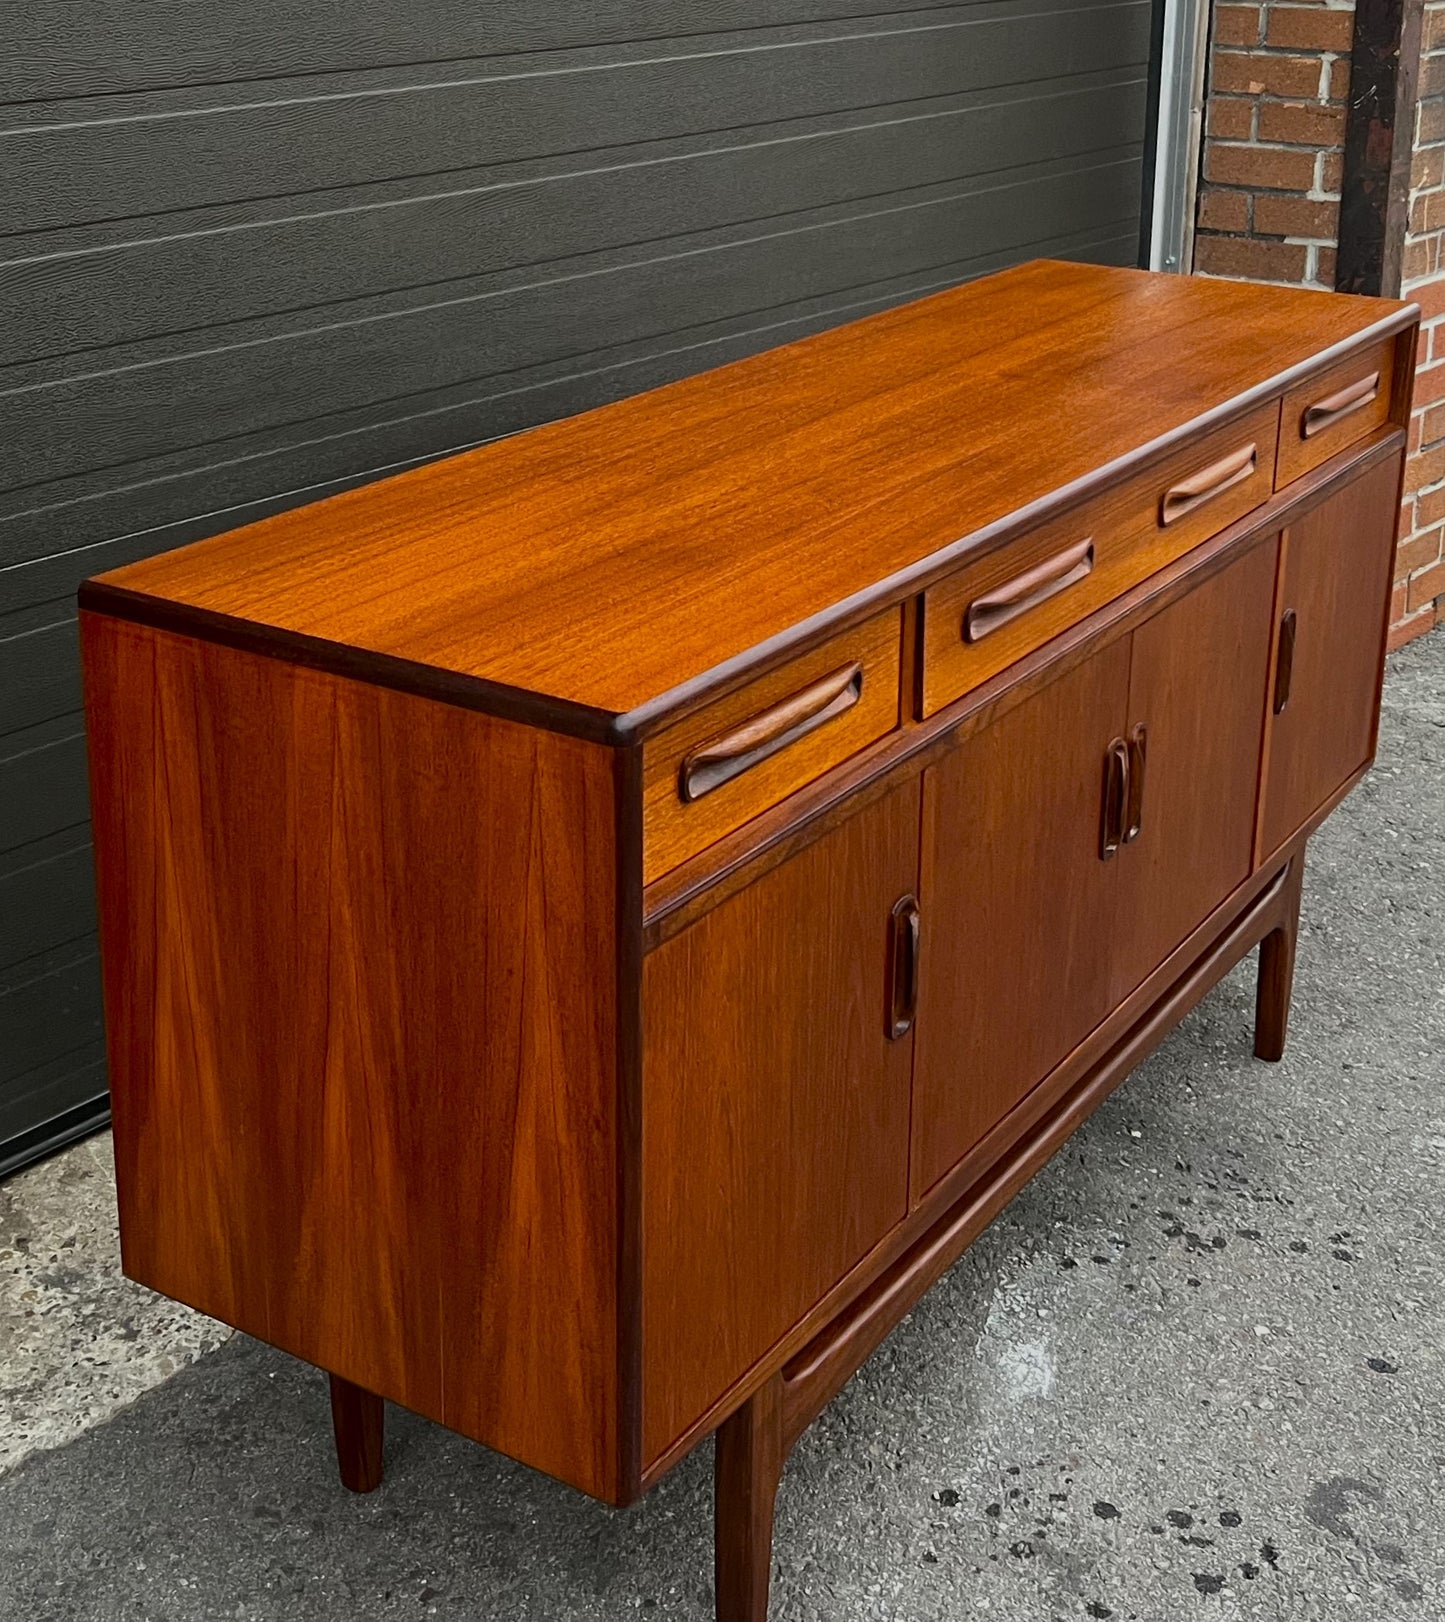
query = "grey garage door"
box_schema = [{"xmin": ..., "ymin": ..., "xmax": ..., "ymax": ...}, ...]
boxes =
[{"xmin": 0, "ymin": 1, "xmax": 1159, "ymax": 1174}]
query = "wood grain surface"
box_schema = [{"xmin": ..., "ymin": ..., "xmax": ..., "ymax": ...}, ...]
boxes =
[
  {"xmin": 641, "ymin": 609, "xmax": 900, "ymax": 882},
  {"xmin": 87, "ymin": 262, "xmax": 1413, "ymax": 732},
  {"xmin": 80, "ymin": 613, "xmax": 625, "ymax": 1501},
  {"xmin": 329, "ymin": 1375, "xmax": 385, "ymax": 1494},
  {"xmin": 638, "ymin": 428, "xmax": 1406, "ymax": 936},
  {"xmin": 640, "ymin": 782, "xmax": 919, "ymax": 1465},
  {"xmin": 1254, "ymin": 854, "xmax": 1305, "ymax": 1062},
  {"xmin": 920, "ymin": 397, "xmax": 1280, "ymax": 716},
  {"xmin": 1258, "ymin": 453, "xmax": 1403, "ymax": 861},
  {"xmin": 1109, "ymin": 533, "xmax": 1278, "ymax": 999},
  {"xmin": 714, "ymin": 1373, "xmax": 785, "ymax": 1622},
  {"xmin": 910, "ymin": 637, "xmax": 1130, "ymax": 1202},
  {"xmin": 1275, "ymin": 339, "xmax": 1397, "ymax": 486}
]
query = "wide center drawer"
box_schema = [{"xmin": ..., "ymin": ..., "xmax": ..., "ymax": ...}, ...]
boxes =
[
  {"xmin": 641, "ymin": 609, "xmax": 902, "ymax": 883},
  {"xmin": 920, "ymin": 398, "xmax": 1281, "ymax": 717}
]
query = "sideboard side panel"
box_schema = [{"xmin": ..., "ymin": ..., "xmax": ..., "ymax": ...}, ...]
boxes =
[{"xmin": 80, "ymin": 614, "xmax": 622, "ymax": 1500}]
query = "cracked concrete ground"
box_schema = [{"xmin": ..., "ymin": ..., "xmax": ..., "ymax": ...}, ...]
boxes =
[
  {"xmin": 0, "ymin": 1135, "xmax": 229, "ymax": 1476},
  {"xmin": 0, "ymin": 633, "xmax": 1441, "ymax": 1622}
]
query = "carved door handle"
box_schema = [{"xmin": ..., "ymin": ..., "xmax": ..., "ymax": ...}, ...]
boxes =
[
  {"xmin": 1273, "ymin": 610, "xmax": 1297, "ymax": 715},
  {"xmin": 886, "ymin": 894, "xmax": 920, "ymax": 1040},
  {"xmin": 1123, "ymin": 723, "xmax": 1147, "ymax": 844},
  {"xmin": 1100, "ymin": 737, "xmax": 1130, "ymax": 860}
]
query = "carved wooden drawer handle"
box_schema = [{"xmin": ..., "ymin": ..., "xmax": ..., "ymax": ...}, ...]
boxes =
[
  {"xmin": 1159, "ymin": 442, "xmax": 1257, "ymax": 527},
  {"xmin": 963, "ymin": 538, "xmax": 1095, "ymax": 643},
  {"xmin": 679, "ymin": 661, "xmax": 864, "ymax": 802},
  {"xmin": 1302, "ymin": 371, "xmax": 1380, "ymax": 438}
]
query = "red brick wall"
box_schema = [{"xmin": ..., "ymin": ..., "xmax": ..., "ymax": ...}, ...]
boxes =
[
  {"xmin": 1194, "ymin": 0, "xmax": 1353, "ymax": 290},
  {"xmin": 1396, "ymin": 2, "xmax": 1445, "ymax": 646},
  {"xmin": 1195, "ymin": 0, "xmax": 1443, "ymax": 645}
]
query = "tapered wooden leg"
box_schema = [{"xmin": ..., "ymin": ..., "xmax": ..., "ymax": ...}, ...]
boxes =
[
  {"xmin": 715, "ymin": 1375, "xmax": 785, "ymax": 1622},
  {"xmin": 1254, "ymin": 855, "xmax": 1305, "ymax": 1062},
  {"xmin": 329, "ymin": 1374, "xmax": 384, "ymax": 1493}
]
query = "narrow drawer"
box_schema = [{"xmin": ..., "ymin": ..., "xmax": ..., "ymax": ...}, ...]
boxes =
[
  {"xmin": 921, "ymin": 399, "xmax": 1280, "ymax": 717},
  {"xmin": 1275, "ymin": 340, "xmax": 1395, "ymax": 487},
  {"xmin": 642, "ymin": 610, "xmax": 902, "ymax": 883}
]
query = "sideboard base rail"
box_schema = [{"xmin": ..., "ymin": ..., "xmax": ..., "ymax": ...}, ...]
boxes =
[{"xmin": 710, "ymin": 848, "xmax": 1304, "ymax": 1622}]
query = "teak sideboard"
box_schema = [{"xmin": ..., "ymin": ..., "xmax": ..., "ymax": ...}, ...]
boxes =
[{"xmin": 79, "ymin": 261, "xmax": 1416, "ymax": 1619}]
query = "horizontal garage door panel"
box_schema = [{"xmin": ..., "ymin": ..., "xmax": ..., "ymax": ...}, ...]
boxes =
[
  {"xmin": 2, "ymin": 4, "xmax": 1148, "ymax": 230},
  {"xmin": 4, "ymin": 0, "xmax": 1021, "ymax": 102},
  {"xmin": 3, "ymin": 77, "xmax": 1146, "ymax": 366},
  {"xmin": 0, "ymin": 724, "xmax": 90, "ymax": 856}
]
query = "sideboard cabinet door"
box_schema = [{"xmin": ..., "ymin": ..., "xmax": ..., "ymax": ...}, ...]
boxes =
[
  {"xmin": 640, "ymin": 781, "xmax": 919, "ymax": 1465},
  {"xmin": 1108, "ymin": 534, "xmax": 1278, "ymax": 1000},
  {"xmin": 910, "ymin": 638, "xmax": 1130, "ymax": 1203},
  {"xmin": 1258, "ymin": 455, "xmax": 1402, "ymax": 861},
  {"xmin": 909, "ymin": 533, "xmax": 1279, "ymax": 1201}
]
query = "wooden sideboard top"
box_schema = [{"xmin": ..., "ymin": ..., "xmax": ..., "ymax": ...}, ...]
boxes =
[{"xmin": 83, "ymin": 260, "xmax": 1414, "ymax": 741}]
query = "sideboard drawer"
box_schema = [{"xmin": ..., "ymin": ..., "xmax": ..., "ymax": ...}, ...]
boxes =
[
  {"xmin": 1275, "ymin": 341, "xmax": 1395, "ymax": 487},
  {"xmin": 921, "ymin": 400, "xmax": 1280, "ymax": 716},
  {"xmin": 642, "ymin": 610, "xmax": 902, "ymax": 883}
]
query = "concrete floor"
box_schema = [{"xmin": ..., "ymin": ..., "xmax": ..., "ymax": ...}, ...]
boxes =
[
  {"xmin": 0, "ymin": 1134, "xmax": 229, "ymax": 1476},
  {"xmin": 0, "ymin": 633, "xmax": 1441, "ymax": 1622}
]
